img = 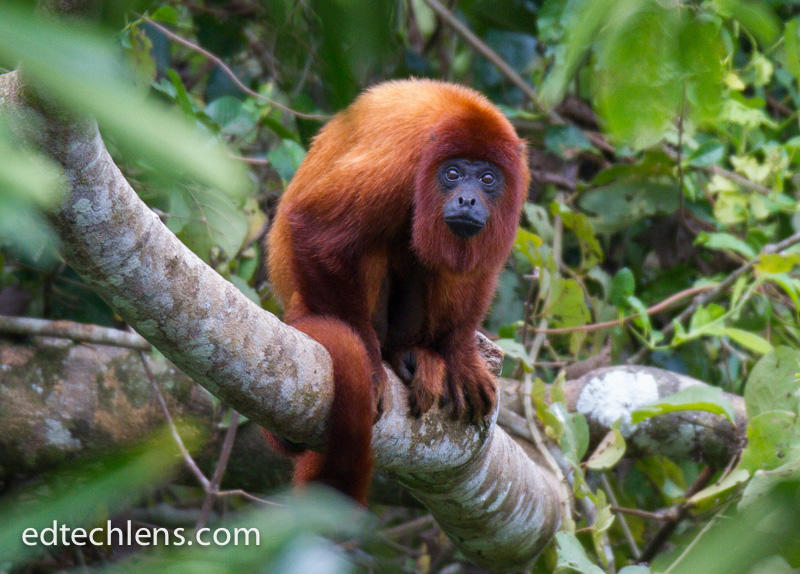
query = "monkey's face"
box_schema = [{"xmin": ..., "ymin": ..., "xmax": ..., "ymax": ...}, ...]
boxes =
[{"xmin": 438, "ymin": 158, "xmax": 504, "ymax": 238}]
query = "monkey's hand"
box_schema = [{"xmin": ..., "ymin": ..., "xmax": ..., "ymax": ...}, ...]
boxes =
[
  {"xmin": 443, "ymin": 351, "xmax": 497, "ymax": 425},
  {"xmin": 391, "ymin": 347, "xmax": 446, "ymax": 418}
]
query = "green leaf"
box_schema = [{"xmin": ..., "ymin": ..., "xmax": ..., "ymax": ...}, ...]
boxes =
[
  {"xmin": 589, "ymin": 490, "xmax": 614, "ymax": 567},
  {"xmin": 585, "ymin": 427, "xmax": 626, "ymax": 470},
  {"xmin": 591, "ymin": 489, "xmax": 615, "ymax": 534},
  {"xmin": 554, "ymin": 531, "xmax": 605, "ymax": 574},
  {"xmin": 695, "ymin": 231, "xmax": 757, "ymax": 258},
  {"xmin": 722, "ymin": 327, "xmax": 773, "ymax": 355},
  {"xmin": 719, "ymin": 98, "xmax": 777, "ymax": 129},
  {"xmin": 745, "ymin": 347, "xmax": 800, "ymax": 418},
  {"xmin": 785, "ymin": 19, "xmax": 800, "ymax": 81},
  {"xmin": 578, "ymin": 179, "xmax": 679, "ymax": 232},
  {"xmin": 625, "ymin": 294, "xmax": 651, "ymax": 335},
  {"xmin": 687, "ymin": 141, "xmax": 725, "ymax": 167},
  {"xmin": 610, "ymin": 268, "xmax": 635, "ymax": 307},
  {"xmin": 267, "ymin": 139, "xmax": 307, "ymax": 182},
  {"xmin": 761, "ymin": 274, "xmax": 800, "ymax": 315},
  {"xmin": 679, "ymin": 14, "xmax": 725, "ymax": 122},
  {"xmin": 595, "ymin": 0, "xmax": 682, "ymax": 148},
  {"xmin": 544, "ymin": 125, "xmax": 595, "ymax": 158},
  {"xmin": 548, "ymin": 403, "xmax": 590, "ymax": 466},
  {"xmin": 559, "ymin": 209, "xmax": 604, "ymax": 270},
  {"xmin": 206, "ymin": 96, "xmax": 244, "ymax": 128},
  {"xmin": 494, "ymin": 338, "xmax": 533, "ymax": 372},
  {"xmin": 739, "ymin": 410, "xmax": 800, "ymax": 472},
  {"xmin": 632, "ymin": 384, "xmax": 736, "ymax": 423},
  {"xmin": 540, "ymin": 0, "xmax": 616, "ymax": 107},
  {"xmin": 756, "ymin": 253, "xmax": 800, "ymax": 274},
  {"xmin": 636, "ymin": 456, "xmax": 687, "ymax": 502},
  {"xmin": 174, "ymin": 187, "xmax": 248, "ymax": 261},
  {"xmin": 688, "ymin": 303, "xmax": 726, "ymax": 332},
  {"xmin": 712, "ymin": 0, "xmax": 780, "ymax": 47},
  {"xmin": 739, "ymin": 456, "xmax": 800, "ymax": 511},
  {"xmin": 166, "ymin": 68, "xmax": 195, "ymax": 118},
  {"xmin": 545, "ymin": 278, "xmax": 592, "ymax": 329},
  {"xmin": 514, "ymin": 227, "xmax": 544, "ymax": 268},
  {"xmin": 150, "ymin": 5, "xmax": 179, "ymax": 24},
  {"xmin": 687, "ymin": 468, "xmax": 749, "ymax": 508}
]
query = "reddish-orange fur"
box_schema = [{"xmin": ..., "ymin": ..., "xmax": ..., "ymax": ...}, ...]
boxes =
[{"xmin": 266, "ymin": 79, "xmax": 529, "ymax": 504}]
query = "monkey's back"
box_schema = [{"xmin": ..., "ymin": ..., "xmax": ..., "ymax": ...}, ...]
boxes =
[{"xmin": 267, "ymin": 79, "xmax": 523, "ymax": 306}]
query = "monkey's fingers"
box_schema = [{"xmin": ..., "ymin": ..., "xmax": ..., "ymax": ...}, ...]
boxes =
[
  {"xmin": 445, "ymin": 375, "xmax": 468, "ymax": 420},
  {"xmin": 390, "ymin": 352, "xmax": 416, "ymax": 384},
  {"xmin": 454, "ymin": 372, "xmax": 496, "ymax": 424},
  {"xmin": 469, "ymin": 378, "xmax": 497, "ymax": 424},
  {"xmin": 407, "ymin": 385, "xmax": 438, "ymax": 418},
  {"xmin": 407, "ymin": 348, "xmax": 446, "ymax": 417},
  {"xmin": 371, "ymin": 372, "xmax": 387, "ymax": 423}
]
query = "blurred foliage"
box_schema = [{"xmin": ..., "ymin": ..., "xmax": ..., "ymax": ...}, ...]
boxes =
[{"xmin": 3, "ymin": 0, "xmax": 800, "ymax": 571}]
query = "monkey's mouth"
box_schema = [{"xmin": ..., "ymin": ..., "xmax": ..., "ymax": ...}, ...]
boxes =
[{"xmin": 444, "ymin": 216, "xmax": 485, "ymax": 238}]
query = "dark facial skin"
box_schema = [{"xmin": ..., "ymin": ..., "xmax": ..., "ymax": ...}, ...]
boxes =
[{"xmin": 438, "ymin": 158, "xmax": 504, "ymax": 238}]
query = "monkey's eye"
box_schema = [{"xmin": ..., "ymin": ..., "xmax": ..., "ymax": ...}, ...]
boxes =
[
  {"xmin": 480, "ymin": 172, "xmax": 496, "ymax": 186},
  {"xmin": 445, "ymin": 167, "xmax": 461, "ymax": 181}
]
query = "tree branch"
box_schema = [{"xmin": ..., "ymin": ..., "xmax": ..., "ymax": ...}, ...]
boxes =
[{"xmin": 0, "ymin": 314, "xmax": 150, "ymax": 350}]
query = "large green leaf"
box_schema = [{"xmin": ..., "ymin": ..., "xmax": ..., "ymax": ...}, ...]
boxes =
[
  {"xmin": 745, "ymin": 347, "xmax": 800, "ymax": 418},
  {"xmin": 739, "ymin": 410, "xmax": 800, "ymax": 472},
  {"xmin": 595, "ymin": 0, "xmax": 682, "ymax": 148},
  {"xmin": 632, "ymin": 384, "xmax": 736, "ymax": 423}
]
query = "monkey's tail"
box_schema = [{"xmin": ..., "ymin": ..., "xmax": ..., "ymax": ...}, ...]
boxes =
[{"xmin": 264, "ymin": 315, "xmax": 375, "ymax": 505}]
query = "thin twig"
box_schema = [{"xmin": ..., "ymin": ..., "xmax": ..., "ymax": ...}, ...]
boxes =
[
  {"xmin": 196, "ymin": 409, "xmax": 241, "ymax": 529},
  {"xmin": 601, "ymin": 473, "xmax": 640, "ymax": 560},
  {"xmin": 138, "ymin": 350, "xmax": 210, "ymax": 490},
  {"xmin": 381, "ymin": 515, "xmax": 435, "ymax": 539},
  {"xmin": 610, "ymin": 506, "xmax": 674, "ymax": 521},
  {"xmin": 142, "ymin": 16, "xmax": 328, "ymax": 121},
  {"xmin": 707, "ymin": 164, "xmax": 771, "ymax": 195},
  {"xmin": 229, "ymin": 155, "xmax": 271, "ymax": 166},
  {"xmin": 534, "ymin": 284, "xmax": 715, "ymax": 335},
  {"xmin": 215, "ymin": 489, "xmax": 278, "ymax": 505},
  {"xmin": 0, "ymin": 315, "xmax": 151, "ymax": 350},
  {"xmin": 138, "ymin": 350, "xmax": 280, "ymax": 507}
]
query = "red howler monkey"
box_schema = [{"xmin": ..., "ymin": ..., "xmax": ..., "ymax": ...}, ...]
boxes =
[{"xmin": 266, "ymin": 79, "xmax": 529, "ymax": 504}]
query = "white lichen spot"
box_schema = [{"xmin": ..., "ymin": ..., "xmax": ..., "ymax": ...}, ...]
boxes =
[
  {"xmin": 32, "ymin": 384, "xmax": 43, "ymax": 394},
  {"xmin": 44, "ymin": 418, "xmax": 81, "ymax": 449},
  {"xmin": 576, "ymin": 371, "xmax": 659, "ymax": 435}
]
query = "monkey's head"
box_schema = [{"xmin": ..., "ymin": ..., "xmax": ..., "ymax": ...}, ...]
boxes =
[
  {"xmin": 412, "ymin": 109, "xmax": 529, "ymax": 274},
  {"xmin": 438, "ymin": 158, "xmax": 504, "ymax": 239}
]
